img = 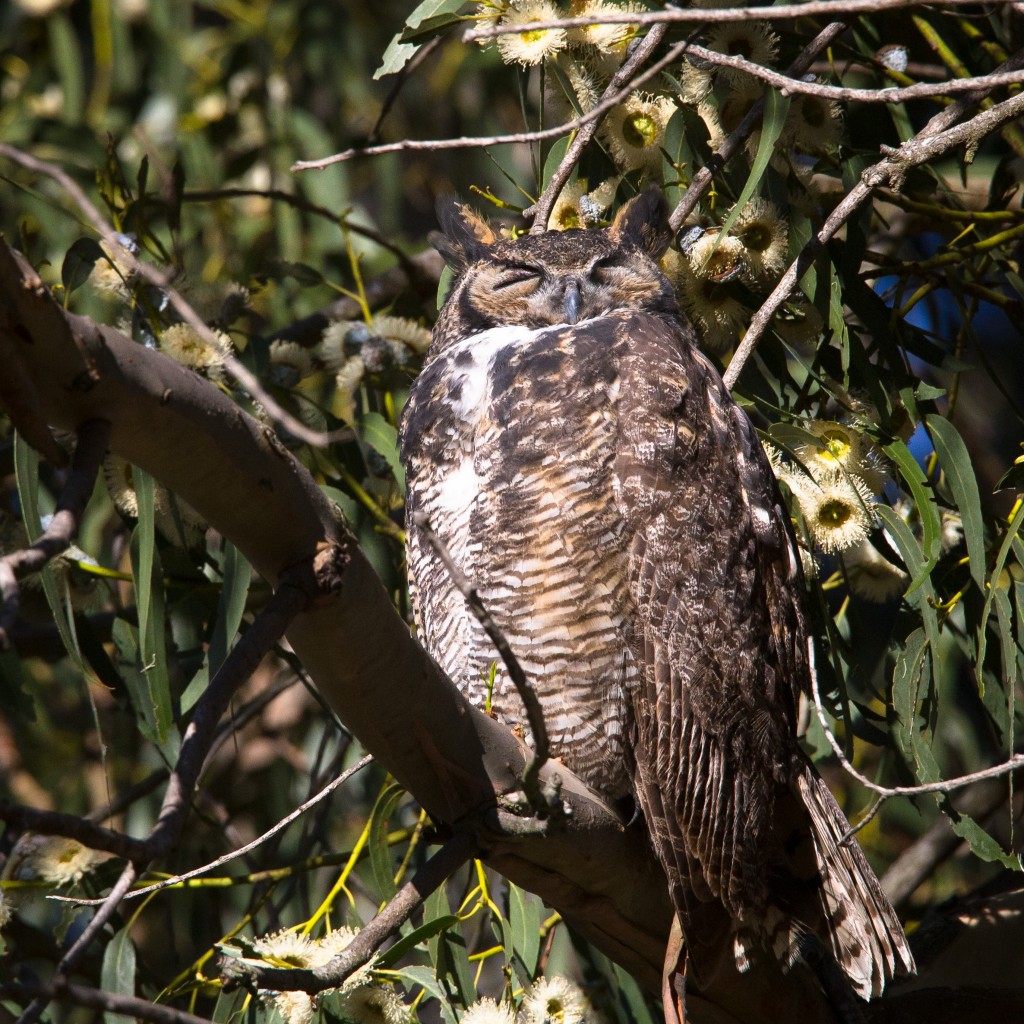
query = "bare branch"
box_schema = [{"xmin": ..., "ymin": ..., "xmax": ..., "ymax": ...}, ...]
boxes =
[
  {"xmin": 680, "ymin": 44, "xmax": 1024, "ymax": 103},
  {"xmin": 722, "ymin": 83, "xmax": 1024, "ymax": 391},
  {"xmin": 527, "ymin": 23, "xmax": 671, "ymax": 232},
  {"xmin": 2, "ymin": 981, "xmax": 216, "ymax": 1024},
  {"xmin": 464, "ymin": 0, "xmax": 1010, "ymax": 40},
  {"xmin": 219, "ymin": 834, "xmax": 475, "ymax": 993},
  {"xmin": 669, "ymin": 20, "xmax": 849, "ymax": 233},
  {"xmin": 54, "ymin": 755, "xmax": 375, "ymax": 907},
  {"xmin": 808, "ymin": 636, "xmax": 1024, "ymax": 806}
]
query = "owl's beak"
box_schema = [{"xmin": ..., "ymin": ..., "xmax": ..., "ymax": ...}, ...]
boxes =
[{"xmin": 563, "ymin": 280, "xmax": 581, "ymax": 325}]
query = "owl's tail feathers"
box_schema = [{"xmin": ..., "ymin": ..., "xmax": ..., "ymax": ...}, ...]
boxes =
[{"xmin": 795, "ymin": 770, "xmax": 916, "ymax": 1000}]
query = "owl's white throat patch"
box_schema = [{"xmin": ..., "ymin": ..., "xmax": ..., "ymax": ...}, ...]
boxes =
[{"xmin": 448, "ymin": 324, "xmax": 564, "ymax": 423}]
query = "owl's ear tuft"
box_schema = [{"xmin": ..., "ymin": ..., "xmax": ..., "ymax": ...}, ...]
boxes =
[
  {"xmin": 609, "ymin": 189, "xmax": 672, "ymax": 260},
  {"xmin": 431, "ymin": 197, "xmax": 497, "ymax": 272}
]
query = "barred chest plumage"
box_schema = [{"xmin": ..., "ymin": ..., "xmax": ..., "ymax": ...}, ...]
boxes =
[{"xmin": 400, "ymin": 318, "xmax": 639, "ymax": 800}]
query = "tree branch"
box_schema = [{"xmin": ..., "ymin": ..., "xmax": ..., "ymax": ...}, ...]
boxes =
[
  {"xmin": 219, "ymin": 834, "xmax": 476, "ymax": 993},
  {"xmin": 1, "ymin": 982, "xmax": 216, "ymax": 1024},
  {"xmin": 722, "ymin": 82, "xmax": 1024, "ymax": 390},
  {"xmin": 527, "ymin": 22, "xmax": 671, "ymax": 232}
]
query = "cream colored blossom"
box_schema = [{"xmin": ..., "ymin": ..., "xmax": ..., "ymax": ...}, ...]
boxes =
[
  {"xmin": 6, "ymin": 835, "xmax": 106, "ymax": 886},
  {"xmin": 663, "ymin": 248, "xmax": 747, "ymax": 355},
  {"xmin": 793, "ymin": 420, "xmax": 887, "ymax": 493},
  {"xmin": 684, "ymin": 230, "xmax": 745, "ymax": 282},
  {"xmin": 842, "ymin": 540, "xmax": 908, "ymax": 603},
  {"xmin": 547, "ymin": 179, "xmax": 617, "ymax": 231},
  {"xmin": 269, "ymin": 340, "xmax": 315, "ymax": 387},
  {"xmin": 733, "ymin": 198, "xmax": 788, "ymax": 284},
  {"xmin": 496, "ymin": 1, "xmax": 568, "ymax": 66},
  {"xmin": 782, "ymin": 88, "xmax": 843, "ymax": 154},
  {"xmin": 678, "ymin": 61, "xmax": 713, "ymax": 105},
  {"xmin": 370, "ymin": 315, "xmax": 432, "ymax": 354},
  {"xmin": 789, "ymin": 470, "xmax": 875, "ymax": 555},
  {"xmin": 567, "ymin": 0, "xmax": 641, "ymax": 56},
  {"xmin": 335, "ymin": 985, "xmax": 407, "ymax": 1024},
  {"xmin": 88, "ymin": 240, "xmax": 132, "ymax": 300},
  {"xmin": 334, "ymin": 356, "xmax": 367, "ymax": 424},
  {"xmin": 159, "ymin": 323, "xmax": 232, "ymax": 380},
  {"xmin": 252, "ymin": 928, "xmax": 318, "ymax": 966},
  {"xmin": 0, "ymin": 887, "xmax": 12, "ymax": 929},
  {"xmin": 705, "ymin": 21, "xmax": 779, "ymax": 82},
  {"xmin": 601, "ymin": 93, "xmax": 675, "ymax": 173},
  {"xmin": 460, "ymin": 997, "xmax": 517, "ymax": 1024},
  {"xmin": 520, "ymin": 976, "xmax": 588, "ymax": 1024}
]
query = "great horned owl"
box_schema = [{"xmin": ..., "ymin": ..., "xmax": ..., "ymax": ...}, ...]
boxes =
[{"xmin": 399, "ymin": 190, "xmax": 914, "ymax": 1008}]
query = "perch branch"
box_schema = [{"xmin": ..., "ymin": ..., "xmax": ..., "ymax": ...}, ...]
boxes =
[{"xmin": 219, "ymin": 833, "xmax": 476, "ymax": 993}]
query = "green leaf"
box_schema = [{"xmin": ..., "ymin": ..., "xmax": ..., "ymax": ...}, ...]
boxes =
[
  {"xmin": 359, "ymin": 412, "xmax": 406, "ymax": 491},
  {"xmin": 368, "ymin": 782, "xmax": 406, "ymax": 901},
  {"xmin": 208, "ymin": 542, "xmax": 252, "ymax": 680},
  {"xmin": 375, "ymin": 0, "xmax": 468, "ymax": 78},
  {"xmin": 891, "ymin": 627, "xmax": 929, "ymax": 759},
  {"xmin": 939, "ymin": 795, "xmax": 1018, "ymax": 868},
  {"xmin": 926, "ymin": 415, "xmax": 986, "ymax": 592},
  {"xmin": 101, "ymin": 925, "xmax": 137, "ymax": 1024},
  {"xmin": 717, "ymin": 89, "xmax": 790, "ymax": 240},
  {"xmin": 129, "ymin": 469, "xmax": 173, "ymax": 747},
  {"xmin": 376, "ymin": 914, "xmax": 461, "ymax": 969},
  {"xmin": 211, "ymin": 987, "xmax": 249, "ymax": 1024},
  {"xmin": 508, "ymin": 882, "xmax": 541, "ymax": 979},
  {"xmin": 880, "ymin": 439, "xmax": 941, "ymax": 590},
  {"xmin": 423, "ymin": 886, "xmax": 475, "ymax": 1005},
  {"xmin": 394, "ymin": 966, "xmax": 458, "ymax": 1024},
  {"xmin": 976, "ymin": 501, "xmax": 1024, "ymax": 691},
  {"xmin": 61, "ymin": 237, "xmax": 106, "ymax": 297},
  {"xmin": 876, "ymin": 506, "xmax": 940, "ymax": 654}
]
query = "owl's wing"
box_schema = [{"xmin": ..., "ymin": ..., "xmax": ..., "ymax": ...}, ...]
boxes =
[
  {"xmin": 613, "ymin": 310, "xmax": 914, "ymax": 998},
  {"xmin": 612, "ymin": 310, "xmax": 804, "ymax": 920}
]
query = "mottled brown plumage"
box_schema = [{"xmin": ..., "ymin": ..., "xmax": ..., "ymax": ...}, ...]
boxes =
[{"xmin": 399, "ymin": 191, "xmax": 914, "ymax": 1007}]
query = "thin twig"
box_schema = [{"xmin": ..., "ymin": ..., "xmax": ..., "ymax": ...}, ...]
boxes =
[
  {"xmin": 808, "ymin": 636, "xmax": 1024, "ymax": 805},
  {"xmin": 880, "ymin": 779, "xmax": 1015, "ymax": 908},
  {"xmin": 722, "ymin": 83, "xmax": 1024, "ymax": 391},
  {"xmin": 2, "ymin": 981, "xmax": 216, "ymax": 1024},
  {"xmin": 464, "ymin": 0, "xmax": 1011, "ymax": 41},
  {"xmin": 528, "ymin": 22, "xmax": 671, "ymax": 231},
  {"xmin": 681, "ymin": 43, "xmax": 1024, "ymax": 103},
  {"xmin": 16, "ymin": 863, "xmax": 140, "ymax": 1024},
  {"xmin": 411, "ymin": 511, "xmax": 552, "ymax": 815},
  {"xmin": 669, "ymin": 20, "xmax": 849, "ymax": 233},
  {"xmin": 219, "ymin": 833, "xmax": 476, "ymax": 993},
  {"xmin": 0, "ymin": 418, "xmax": 111, "ymax": 649},
  {"xmin": 14, "ymin": 558, "xmax": 334, "ymax": 1024},
  {"xmin": 146, "ymin": 571, "xmax": 324, "ymax": 857},
  {"xmin": 53, "ymin": 755, "xmax": 374, "ymax": 906},
  {"xmin": 297, "ymin": 32, "xmax": 688, "ymax": 175},
  {"xmin": 0, "ymin": 145, "xmax": 367, "ymax": 449}
]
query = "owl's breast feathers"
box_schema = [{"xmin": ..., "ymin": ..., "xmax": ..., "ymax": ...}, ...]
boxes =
[{"xmin": 400, "ymin": 308, "xmax": 913, "ymax": 998}]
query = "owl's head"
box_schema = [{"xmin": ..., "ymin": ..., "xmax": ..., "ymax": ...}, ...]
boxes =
[{"xmin": 430, "ymin": 189, "xmax": 677, "ymax": 351}]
